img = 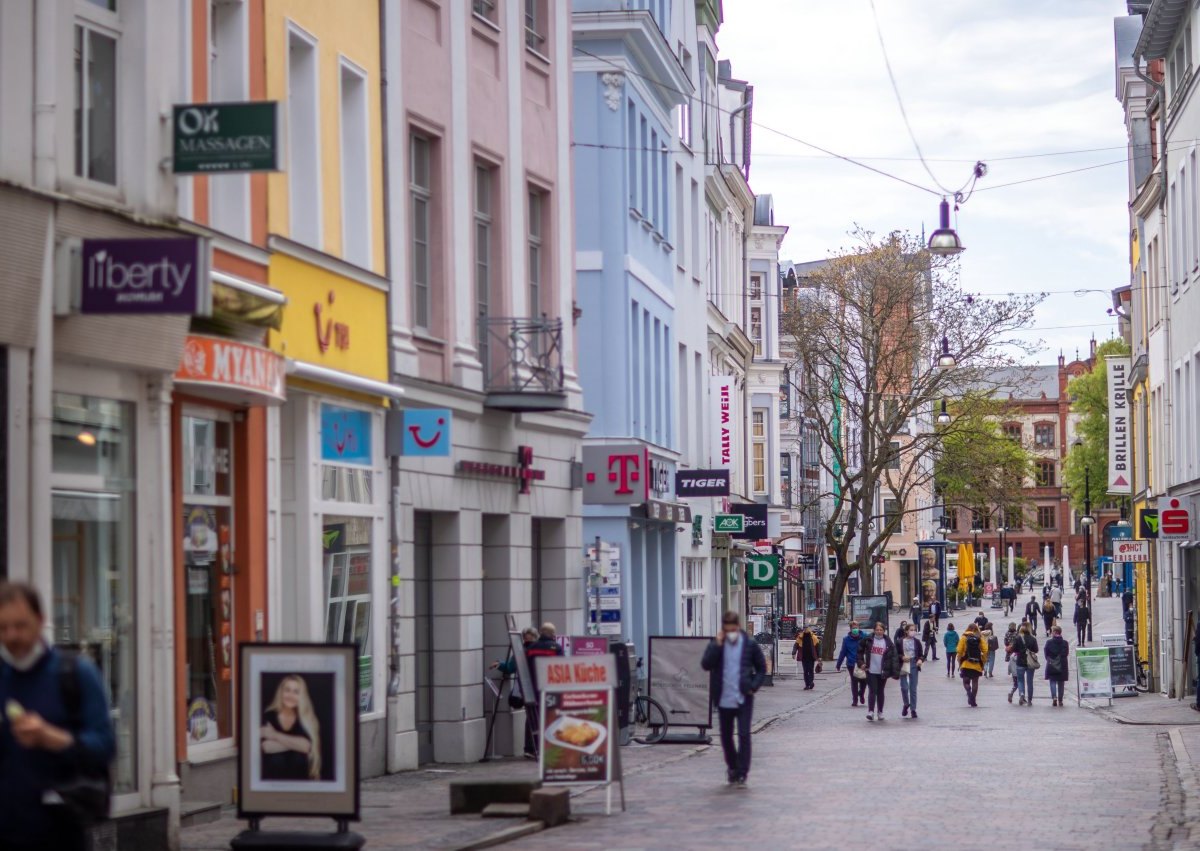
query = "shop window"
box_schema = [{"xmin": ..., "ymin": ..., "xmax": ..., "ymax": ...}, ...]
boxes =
[
  {"xmin": 320, "ymin": 404, "xmax": 374, "ymax": 503},
  {"xmin": 51, "ymin": 392, "xmax": 137, "ymax": 792},
  {"xmin": 181, "ymin": 412, "xmax": 235, "ymax": 749},
  {"xmin": 323, "ymin": 516, "xmax": 373, "ymax": 712}
]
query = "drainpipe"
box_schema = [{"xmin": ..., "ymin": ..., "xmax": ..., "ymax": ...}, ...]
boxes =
[{"xmin": 727, "ymin": 98, "xmax": 752, "ymax": 172}]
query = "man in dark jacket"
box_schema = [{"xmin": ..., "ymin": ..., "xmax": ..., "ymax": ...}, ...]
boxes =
[
  {"xmin": 836, "ymin": 622, "xmax": 869, "ymax": 706},
  {"xmin": 0, "ymin": 582, "xmax": 115, "ymax": 851},
  {"xmin": 1074, "ymin": 598, "xmax": 1091, "ymax": 646},
  {"xmin": 701, "ymin": 611, "xmax": 766, "ymax": 787},
  {"xmin": 1025, "ymin": 596, "xmax": 1042, "ymax": 635}
]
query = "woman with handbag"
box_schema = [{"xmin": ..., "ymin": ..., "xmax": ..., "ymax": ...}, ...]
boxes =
[
  {"xmin": 1044, "ymin": 625, "xmax": 1070, "ymax": 706},
  {"xmin": 794, "ymin": 627, "xmax": 821, "ymax": 690},
  {"xmin": 898, "ymin": 622, "xmax": 923, "ymax": 719},
  {"xmin": 1011, "ymin": 623, "xmax": 1039, "ymax": 706}
]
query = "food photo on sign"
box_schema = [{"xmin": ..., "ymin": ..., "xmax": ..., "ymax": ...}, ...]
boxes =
[{"xmin": 541, "ymin": 690, "xmax": 611, "ymax": 784}]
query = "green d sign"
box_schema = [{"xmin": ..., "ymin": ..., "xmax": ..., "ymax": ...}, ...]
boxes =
[
  {"xmin": 173, "ymin": 101, "xmax": 280, "ymax": 174},
  {"xmin": 714, "ymin": 514, "xmax": 745, "ymax": 534},
  {"xmin": 746, "ymin": 555, "xmax": 779, "ymax": 588}
]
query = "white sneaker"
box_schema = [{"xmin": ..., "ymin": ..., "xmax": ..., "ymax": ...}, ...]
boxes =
[
  {"xmin": 866, "ymin": 711, "xmax": 875, "ymax": 721},
  {"xmin": 877, "ymin": 713, "xmax": 885, "ymax": 721}
]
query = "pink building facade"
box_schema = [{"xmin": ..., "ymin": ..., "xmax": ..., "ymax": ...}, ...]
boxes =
[{"xmin": 382, "ymin": 0, "xmax": 588, "ymax": 769}]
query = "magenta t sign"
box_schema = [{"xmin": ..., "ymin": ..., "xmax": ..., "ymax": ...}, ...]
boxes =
[{"xmin": 80, "ymin": 236, "xmax": 211, "ymax": 315}]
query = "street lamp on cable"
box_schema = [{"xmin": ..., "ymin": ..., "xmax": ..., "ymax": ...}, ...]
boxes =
[
  {"xmin": 928, "ymin": 198, "xmax": 965, "ymax": 256},
  {"xmin": 936, "ymin": 336, "xmax": 956, "ymax": 370},
  {"xmin": 936, "ymin": 398, "xmax": 952, "ymax": 424}
]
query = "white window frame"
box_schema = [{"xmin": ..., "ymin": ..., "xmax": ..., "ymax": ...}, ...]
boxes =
[
  {"xmin": 528, "ymin": 187, "xmax": 544, "ymax": 317},
  {"xmin": 338, "ymin": 56, "xmax": 372, "ymax": 268},
  {"xmin": 71, "ymin": 1, "xmax": 122, "ymax": 192},
  {"xmin": 286, "ymin": 22, "xmax": 323, "ymax": 249}
]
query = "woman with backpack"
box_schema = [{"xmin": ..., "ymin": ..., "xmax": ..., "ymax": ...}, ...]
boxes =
[
  {"xmin": 792, "ymin": 627, "xmax": 820, "ymax": 690},
  {"xmin": 942, "ymin": 623, "xmax": 960, "ymax": 677},
  {"xmin": 858, "ymin": 621, "xmax": 898, "ymax": 721},
  {"xmin": 1044, "ymin": 625, "xmax": 1070, "ymax": 706},
  {"xmin": 956, "ymin": 623, "xmax": 988, "ymax": 707},
  {"xmin": 1010, "ymin": 622, "xmax": 1039, "ymax": 706},
  {"xmin": 981, "ymin": 622, "xmax": 998, "ymax": 678}
]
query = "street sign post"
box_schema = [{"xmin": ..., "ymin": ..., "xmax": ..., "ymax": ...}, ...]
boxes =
[{"xmin": 714, "ymin": 514, "xmax": 745, "ymax": 534}]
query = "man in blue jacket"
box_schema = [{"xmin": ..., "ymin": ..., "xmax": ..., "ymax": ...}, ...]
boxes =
[
  {"xmin": 836, "ymin": 621, "xmax": 869, "ymax": 706},
  {"xmin": 701, "ymin": 611, "xmax": 766, "ymax": 788},
  {"xmin": 0, "ymin": 582, "xmax": 115, "ymax": 851}
]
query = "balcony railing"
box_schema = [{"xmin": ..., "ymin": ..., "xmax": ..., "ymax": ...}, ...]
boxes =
[{"xmin": 478, "ymin": 316, "xmax": 567, "ymax": 412}]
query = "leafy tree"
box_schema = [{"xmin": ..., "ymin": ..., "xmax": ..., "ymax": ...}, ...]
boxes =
[
  {"xmin": 935, "ymin": 394, "xmax": 1035, "ymax": 523},
  {"xmin": 1063, "ymin": 338, "xmax": 1131, "ymax": 513},
  {"xmin": 780, "ymin": 228, "xmax": 1041, "ymax": 657}
]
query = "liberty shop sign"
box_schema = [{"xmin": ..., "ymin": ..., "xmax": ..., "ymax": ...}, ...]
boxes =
[
  {"xmin": 78, "ymin": 236, "xmax": 211, "ymax": 315},
  {"xmin": 173, "ymin": 101, "xmax": 280, "ymax": 174}
]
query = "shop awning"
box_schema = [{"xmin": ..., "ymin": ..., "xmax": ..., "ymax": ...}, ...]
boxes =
[
  {"xmin": 287, "ymin": 360, "xmax": 405, "ymax": 401},
  {"xmin": 211, "ymin": 270, "xmax": 287, "ymax": 330}
]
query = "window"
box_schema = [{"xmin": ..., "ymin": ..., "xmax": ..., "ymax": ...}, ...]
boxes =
[
  {"xmin": 780, "ymin": 453, "xmax": 792, "ymax": 507},
  {"xmin": 288, "ymin": 26, "xmax": 321, "ymax": 246},
  {"xmin": 180, "ymin": 413, "xmax": 235, "ymax": 755},
  {"xmin": 972, "ymin": 510, "xmax": 991, "ymax": 531},
  {"xmin": 884, "ymin": 498, "xmax": 901, "ymax": 531},
  {"xmin": 749, "ymin": 274, "xmax": 762, "ymax": 300},
  {"xmin": 472, "ymin": 0, "xmax": 497, "ymax": 24},
  {"xmin": 73, "ymin": 21, "xmax": 118, "ymax": 184},
  {"xmin": 410, "ymin": 133, "xmax": 433, "ymax": 330},
  {"xmin": 779, "ymin": 373, "xmax": 791, "ymax": 419},
  {"xmin": 752, "ymin": 409, "xmax": 766, "ymax": 494},
  {"xmin": 750, "ymin": 307, "xmax": 763, "ymax": 356},
  {"xmin": 340, "ymin": 61, "xmax": 371, "ymax": 267},
  {"xmin": 524, "ymin": 0, "xmax": 545, "ymax": 51},
  {"xmin": 680, "ymin": 558, "xmax": 706, "ymax": 636},
  {"xmin": 528, "ymin": 189, "xmax": 545, "ymax": 316},
  {"xmin": 1003, "ymin": 423, "xmax": 1022, "ymax": 441},
  {"xmin": 1004, "ymin": 509, "xmax": 1023, "ymax": 531},
  {"xmin": 51, "ymin": 392, "xmax": 136, "ymax": 791},
  {"xmin": 1037, "ymin": 506, "xmax": 1057, "ymax": 530},
  {"xmin": 323, "ymin": 515, "xmax": 374, "ymax": 712},
  {"xmin": 627, "ymin": 101, "xmax": 637, "ymax": 209},
  {"xmin": 1037, "ymin": 460, "xmax": 1056, "ymax": 487},
  {"xmin": 474, "ymin": 163, "xmax": 496, "ymax": 366},
  {"xmin": 944, "ymin": 511, "xmax": 959, "ymax": 532},
  {"xmin": 887, "ymin": 440, "xmax": 901, "ymax": 470},
  {"xmin": 1034, "ymin": 423, "xmax": 1054, "ymax": 448},
  {"xmin": 208, "ymin": 0, "xmax": 250, "ymax": 238}
]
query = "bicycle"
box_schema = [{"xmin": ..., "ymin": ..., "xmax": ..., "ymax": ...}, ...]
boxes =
[
  {"xmin": 632, "ymin": 657, "xmax": 668, "ymax": 744},
  {"xmin": 1134, "ymin": 643, "xmax": 1151, "ymax": 693}
]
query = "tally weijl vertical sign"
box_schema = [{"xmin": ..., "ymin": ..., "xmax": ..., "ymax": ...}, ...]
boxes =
[
  {"xmin": 78, "ymin": 237, "xmax": 212, "ymax": 315},
  {"xmin": 1107, "ymin": 355, "xmax": 1131, "ymax": 495},
  {"xmin": 712, "ymin": 375, "xmax": 735, "ymax": 469}
]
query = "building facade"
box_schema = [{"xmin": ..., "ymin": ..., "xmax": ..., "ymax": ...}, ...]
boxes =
[{"xmin": 383, "ymin": 0, "xmax": 586, "ymax": 767}]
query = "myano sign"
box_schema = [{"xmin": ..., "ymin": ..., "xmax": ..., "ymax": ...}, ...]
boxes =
[{"xmin": 173, "ymin": 101, "xmax": 280, "ymax": 174}]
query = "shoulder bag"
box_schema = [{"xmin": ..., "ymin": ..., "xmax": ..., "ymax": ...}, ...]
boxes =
[
  {"xmin": 852, "ymin": 663, "xmax": 867, "ymax": 680},
  {"xmin": 1024, "ymin": 641, "xmax": 1041, "ymax": 670},
  {"xmin": 54, "ymin": 653, "xmax": 114, "ymax": 826}
]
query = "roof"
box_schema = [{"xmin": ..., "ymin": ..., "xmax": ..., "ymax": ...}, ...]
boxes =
[
  {"xmin": 978, "ymin": 365, "xmax": 1059, "ymax": 401},
  {"xmin": 754, "ymin": 195, "xmax": 774, "ymax": 226},
  {"xmin": 1134, "ymin": 0, "xmax": 1189, "ymax": 59}
]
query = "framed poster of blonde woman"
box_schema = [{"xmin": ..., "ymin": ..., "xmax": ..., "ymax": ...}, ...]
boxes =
[{"xmin": 238, "ymin": 643, "xmax": 360, "ymax": 819}]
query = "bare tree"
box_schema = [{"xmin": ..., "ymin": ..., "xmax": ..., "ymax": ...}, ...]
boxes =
[{"xmin": 780, "ymin": 229, "xmax": 1041, "ymax": 656}]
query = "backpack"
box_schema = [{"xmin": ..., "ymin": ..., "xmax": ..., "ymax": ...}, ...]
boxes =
[
  {"xmin": 55, "ymin": 653, "xmax": 114, "ymax": 826},
  {"xmin": 964, "ymin": 634, "xmax": 983, "ymax": 665}
]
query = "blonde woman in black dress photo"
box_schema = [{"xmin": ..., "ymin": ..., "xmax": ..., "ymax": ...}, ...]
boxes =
[{"xmin": 260, "ymin": 674, "xmax": 322, "ymax": 781}]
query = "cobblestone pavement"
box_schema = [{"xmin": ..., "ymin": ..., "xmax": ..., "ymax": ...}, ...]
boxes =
[{"xmin": 183, "ymin": 596, "xmax": 1200, "ymax": 850}]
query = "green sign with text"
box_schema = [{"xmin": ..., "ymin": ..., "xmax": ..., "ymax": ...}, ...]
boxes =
[
  {"xmin": 746, "ymin": 555, "xmax": 779, "ymax": 588},
  {"xmin": 714, "ymin": 514, "xmax": 745, "ymax": 534},
  {"xmin": 173, "ymin": 101, "xmax": 280, "ymax": 174}
]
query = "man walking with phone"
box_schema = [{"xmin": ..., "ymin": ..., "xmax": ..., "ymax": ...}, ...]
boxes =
[{"xmin": 701, "ymin": 611, "xmax": 766, "ymax": 788}]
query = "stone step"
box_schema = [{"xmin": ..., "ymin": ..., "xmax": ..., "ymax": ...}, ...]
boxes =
[
  {"xmin": 180, "ymin": 799, "xmax": 224, "ymax": 828},
  {"xmin": 480, "ymin": 802, "xmax": 532, "ymax": 819}
]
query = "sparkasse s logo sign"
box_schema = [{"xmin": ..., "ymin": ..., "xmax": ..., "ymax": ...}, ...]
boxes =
[{"xmin": 675, "ymin": 469, "xmax": 731, "ymax": 498}]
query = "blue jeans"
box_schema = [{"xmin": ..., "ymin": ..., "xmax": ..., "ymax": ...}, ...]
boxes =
[
  {"xmin": 900, "ymin": 666, "xmax": 920, "ymax": 712},
  {"xmin": 1016, "ymin": 665, "xmax": 1035, "ymax": 700},
  {"xmin": 1048, "ymin": 679, "xmax": 1065, "ymax": 701},
  {"xmin": 985, "ymin": 654, "xmax": 996, "ymax": 676}
]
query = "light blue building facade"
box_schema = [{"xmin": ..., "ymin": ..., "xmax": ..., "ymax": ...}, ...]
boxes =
[{"xmin": 572, "ymin": 1, "xmax": 692, "ymax": 655}]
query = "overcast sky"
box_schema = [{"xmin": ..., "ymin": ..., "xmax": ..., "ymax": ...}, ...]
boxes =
[{"xmin": 719, "ymin": 0, "xmax": 1132, "ymax": 365}]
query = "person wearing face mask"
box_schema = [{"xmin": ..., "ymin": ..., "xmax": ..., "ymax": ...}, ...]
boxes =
[
  {"xmin": 836, "ymin": 621, "xmax": 868, "ymax": 707},
  {"xmin": 701, "ymin": 611, "xmax": 767, "ymax": 787},
  {"xmin": 0, "ymin": 582, "xmax": 115, "ymax": 851},
  {"xmin": 857, "ymin": 622, "xmax": 898, "ymax": 721}
]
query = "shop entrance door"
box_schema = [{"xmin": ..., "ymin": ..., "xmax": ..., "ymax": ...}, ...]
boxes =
[{"xmin": 413, "ymin": 511, "xmax": 434, "ymax": 764}]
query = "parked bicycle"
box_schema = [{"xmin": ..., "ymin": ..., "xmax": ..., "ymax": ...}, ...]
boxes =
[{"xmin": 632, "ymin": 657, "xmax": 668, "ymax": 744}]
